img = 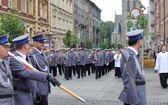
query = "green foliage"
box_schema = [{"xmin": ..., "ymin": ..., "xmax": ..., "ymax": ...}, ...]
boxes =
[
  {"xmin": 62, "ymin": 30, "xmax": 79, "ymax": 48},
  {"xmin": 126, "ymin": 8, "xmax": 148, "ymax": 36},
  {"xmin": 96, "ymin": 21, "xmax": 114, "ymax": 39},
  {"xmin": 0, "ymin": 13, "xmax": 25, "ymax": 47},
  {"xmin": 71, "ymin": 35, "xmax": 79, "ymax": 48},
  {"xmin": 111, "ymin": 43, "xmax": 124, "ymax": 49},
  {"xmin": 99, "ymin": 40, "xmax": 108, "ymax": 49},
  {"xmin": 84, "ymin": 38, "xmax": 93, "ymax": 49}
]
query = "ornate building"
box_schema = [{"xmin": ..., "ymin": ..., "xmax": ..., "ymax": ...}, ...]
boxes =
[
  {"xmin": 50, "ymin": 0, "xmax": 73, "ymax": 49},
  {"xmin": 74, "ymin": 0, "xmax": 101, "ymax": 47},
  {"xmin": 0, "ymin": 0, "xmax": 50, "ymax": 43},
  {"xmin": 121, "ymin": 0, "xmax": 141, "ymax": 45},
  {"xmin": 150, "ymin": 0, "xmax": 168, "ymax": 50}
]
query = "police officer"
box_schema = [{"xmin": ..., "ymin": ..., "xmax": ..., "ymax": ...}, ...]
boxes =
[
  {"xmin": 0, "ymin": 34, "xmax": 15, "ymax": 105},
  {"xmin": 10, "ymin": 34, "xmax": 61, "ymax": 105},
  {"xmin": 118, "ymin": 29, "xmax": 147, "ymax": 105},
  {"xmin": 29, "ymin": 33, "xmax": 61, "ymax": 105}
]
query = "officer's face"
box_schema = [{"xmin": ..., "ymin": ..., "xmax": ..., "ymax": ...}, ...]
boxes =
[
  {"xmin": 37, "ymin": 41, "xmax": 44, "ymax": 51},
  {"xmin": 0, "ymin": 45, "xmax": 10, "ymax": 59},
  {"xmin": 138, "ymin": 39, "xmax": 142, "ymax": 48}
]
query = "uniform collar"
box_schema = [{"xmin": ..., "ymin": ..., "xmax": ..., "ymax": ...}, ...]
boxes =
[
  {"xmin": 33, "ymin": 47, "xmax": 42, "ymax": 54},
  {"xmin": 16, "ymin": 51, "xmax": 26, "ymax": 60},
  {"xmin": 128, "ymin": 46, "xmax": 138, "ymax": 55}
]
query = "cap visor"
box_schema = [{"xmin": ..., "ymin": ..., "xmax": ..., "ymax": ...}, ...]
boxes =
[{"xmin": 3, "ymin": 43, "xmax": 11, "ymax": 46}]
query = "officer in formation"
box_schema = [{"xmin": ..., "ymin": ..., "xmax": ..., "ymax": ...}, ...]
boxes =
[
  {"xmin": 47, "ymin": 47, "xmax": 116, "ymax": 80},
  {"xmin": 118, "ymin": 29, "xmax": 147, "ymax": 105},
  {"xmin": 9, "ymin": 33, "xmax": 61, "ymax": 105},
  {"xmin": 0, "ymin": 34, "xmax": 14, "ymax": 105}
]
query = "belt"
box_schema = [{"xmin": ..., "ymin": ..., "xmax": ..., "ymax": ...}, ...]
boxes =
[
  {"xmin": 135, "ymin": 81, "xmax": 145, "ymax": 86},
  {"xmin": 0, "ymin": 94, "xmax": 13, "ymax": 98},
  {"xmin": 14, "ymin": 87, "xmax": 33, "ymax": 93}
]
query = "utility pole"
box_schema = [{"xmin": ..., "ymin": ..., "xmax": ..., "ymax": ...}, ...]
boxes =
[{"xmin": 164, "ymin": 0, "xmax": 166, "ymax": 45}]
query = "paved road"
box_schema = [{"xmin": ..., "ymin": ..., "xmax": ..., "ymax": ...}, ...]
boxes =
[{"xmin": 48, "ymin": 69, "xmax": 168, "ymax": 105}]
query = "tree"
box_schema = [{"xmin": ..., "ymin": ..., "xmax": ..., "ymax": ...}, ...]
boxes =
[
  {"xmin": 84, "ymin": 38, "xmax": 93, "ymax": 49},
  {"xmin": 126, "ymin": 6, "xmax": 148, "ymax": 35},
  {"xmin": 62, "ymin": 30, "xmax": 79, "ymax": 48},
  {"xmin": 96, "ymin": 21, "xmax": 114, "ymax": 40},
  {"xmin": 99, "ymin": 40, "xmax": 108, "ymax": 49},
  {"xmin": 0, "ymin": 13, "xmax": 25, "ymax": 47}
]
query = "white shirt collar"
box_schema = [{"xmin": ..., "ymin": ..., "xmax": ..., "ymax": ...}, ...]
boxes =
[
  {"xmin": 33, "ymin": 47, "xmax": 42, "ymax": 54},
  {"xmin": 128, "ymin": 46, "xmax": 138, "ymax": 55},
  {"xmin": 16, "ymin": 51, "xmax": 26, "ymax": 60}
]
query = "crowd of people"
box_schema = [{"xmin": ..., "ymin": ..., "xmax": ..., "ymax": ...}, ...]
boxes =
[
  {"xmin": 0, "ymin": 29, "xmax": 151, "ymax": 105},
  {"xmin": 43, "ymin": 47, "xmax": 123, "ymax": 80}
]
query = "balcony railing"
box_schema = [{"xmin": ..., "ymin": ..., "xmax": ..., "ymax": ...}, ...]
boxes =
[
  {"xmin": 150, "ymin": 20, "xmax": 156, "ymax": 26},
  {"xmin": 149, "ymin": 8, "xmax": 155, "ymax": 13}
]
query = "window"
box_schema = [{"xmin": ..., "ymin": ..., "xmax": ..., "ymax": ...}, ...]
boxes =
[
  {"xmin": 40, "ymin": 3, "xmax": 47, "ymax": 18},
  {"xmin": 21, "ymin": 0, "xmax": 27, "ymax": 13},
  {"xmin": 28, "ymin": 0, "xmax": 33, "ymax": 15},
  {"xmin": 127, "ymin": 1, "xmax": 130, "ymax": 12},
  {"xmin": 133, "ymin": 0, "xmax": 136, "ymax": 8},
  {"xmin": 8, "ymin": 0, "xmax": 15, "ymax": 8}
]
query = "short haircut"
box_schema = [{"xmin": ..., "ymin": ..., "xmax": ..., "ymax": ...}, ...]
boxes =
[
  {"xmin": 15, "ymin": 41, "xmax": 29, "ymax": 50},
  {"xmin": 128, "ymin": 39, "xmax": 139, "ymax": 46}
]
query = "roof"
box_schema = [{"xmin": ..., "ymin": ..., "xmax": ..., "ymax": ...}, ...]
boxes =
[{"xmin": 112, "ymin": 15, "xmax": 122, "ymax": 35}]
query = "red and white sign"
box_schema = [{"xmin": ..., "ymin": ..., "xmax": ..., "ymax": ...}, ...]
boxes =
[{"xmin": 130, "ymin": 8, "xmax": 142, "ymax": 20}]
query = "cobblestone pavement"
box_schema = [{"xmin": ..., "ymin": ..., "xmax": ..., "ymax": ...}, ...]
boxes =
[{"xmin": 48, "ymin": 69, "xmax": 168, "ymax": 105}]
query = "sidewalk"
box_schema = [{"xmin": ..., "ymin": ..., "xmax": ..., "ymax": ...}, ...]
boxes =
[{"xmin": 48, "ymin": 69, "xmax": 168, "ymax": 105}]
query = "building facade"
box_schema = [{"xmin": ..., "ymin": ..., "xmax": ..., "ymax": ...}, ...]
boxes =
[
  {"xmin": 111, "ymin": 14, "xmax": 122, "ymax": 44},
  {"xmin": 50, "ymin": 0, "xmax": 73, "ymax": 49},
  {"xmin": 73, "ymin": 0, "xmax": 101, "ymax": 47},
  {"xmin": 0, "ymin": 0, "xmax": 50, "ymax": 44},
  {"xmin": 149, "ymin": 0, "xmax": 168, "ymax": 50},
  {"xmin": 121, "ymin": 0, "xmax": 141, "ymax": 45}
]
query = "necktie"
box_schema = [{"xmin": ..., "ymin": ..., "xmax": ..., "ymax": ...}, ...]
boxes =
[
  {"xmin": 26, "ymin": 56, "xmax": 29, "ymax": 62},
  {"xmin": 137, "ymin": 54, "xmax": 139, "ymax": 58},
  {"xmin": 1, "ymin": 61, "xmax": 6, "ymax": 70}
]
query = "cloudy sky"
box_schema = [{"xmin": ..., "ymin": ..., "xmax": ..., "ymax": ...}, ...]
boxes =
[{"xmin": 90, "ymin": 0, "xmax": 149, "ymax": 22}]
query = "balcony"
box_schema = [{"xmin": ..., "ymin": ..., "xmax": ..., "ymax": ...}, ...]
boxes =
[
  {"xmin": 156, "ymin": 13, "xmax": 160, "ymax": 18},
  {"xmin": 149, "ymin": 8, "xmax": 155, "ymax": 13},
  {"xmin": 150, "ymin": 20, "xmax": 156, "ymax": 26}
]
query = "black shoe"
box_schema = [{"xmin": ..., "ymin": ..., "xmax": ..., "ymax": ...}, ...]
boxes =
[
  {"xmin": 77, "ymin": 77, "xmax": 80, "ymax": 79},
  {"xmin": 95, "ymin": 77, "xmax": 98, "ymax": 79}
]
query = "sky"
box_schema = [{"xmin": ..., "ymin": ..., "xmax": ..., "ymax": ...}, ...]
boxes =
[{"xmin": 90, "ymin": 0, "xmax": 149, "ymax": 22}]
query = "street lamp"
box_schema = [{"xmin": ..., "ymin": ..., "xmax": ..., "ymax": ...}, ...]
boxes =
[{"xmin": 163, "ymin": 0, "xmax": 166, "ymax": 45}]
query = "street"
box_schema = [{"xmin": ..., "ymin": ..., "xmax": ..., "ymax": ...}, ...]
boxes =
[{"xmin": 48, "ymin": 69, "xmax": 168, "ymax": 105}]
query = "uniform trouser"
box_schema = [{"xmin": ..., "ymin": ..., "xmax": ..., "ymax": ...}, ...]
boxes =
[
  {"xmin": 65, "ymin": 66, "xmax": 71, "ymax": 79},
  {"xmin": 159, "ymin": 73, "xmax": 168, "ymax": 88},
  {"xmin": 53, "ymin": 66, "xmax": 57, "ymax": 77},
  {"xmin": 57, "ymin": 64, "xmax": 63, "ymax": 75},
  {"xmin": 124, "ymin": 103, "xmax": 130, "ymax": 105},
  {"xmin": 72, "ymin": 65, "xmax": 76, "ymax": 75},
  {"xmin": 50, "ymin": 66, "xmax": 56, "ymax": 76},
  {"xmin": 36, "ymin": 95, "xmax": 48, "ymax": 105},
  {"xmin": 95, "ymin": 66, "xmax": 101, "ymax": 78},
  {"xmin": 85, "ymin": 64, "xmax": 90, "ymax": 75},
  {"xmin": 49, "ymin": 66, "xmax": 52, "ymax": 74},
  {"xmin": 109, "ymin": 62, "xmax": 113, "ymax": 71},
  {"xmin": 91, "ymin": 63, "xmax": 95, "ymax": 73},
  {"xmin": 77, "ymin": 65, "xmax": 84, "ymax": 78},
  {"xmin": 102, "ymin": 64, "xmax": 106, "ymax": 76}
]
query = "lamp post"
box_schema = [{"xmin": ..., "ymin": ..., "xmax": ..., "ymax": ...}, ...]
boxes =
[
  {"xmin": 141, "ymin": 7, "xmax": 145, "ymax": 69},
  {"xmin": 163, "ymin": 0, "xmax": 166, "ymax": 45}
]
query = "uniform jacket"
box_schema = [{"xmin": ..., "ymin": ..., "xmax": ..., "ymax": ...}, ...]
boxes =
[
  {"xmin": 28, "ymin": 48, "xmax": 50, "ymax": 96},
  {"xmin": 0, "ymin": 59, "xmax": 15, "ymax": 105},
  {"xmin": 118, "ymin": 48, "xmax": 147, "ymax": 105},
  {"xmin": 10, "ymin": 52, "xmax": 48, "ymax": 105}
]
